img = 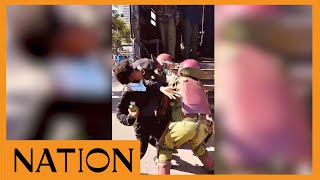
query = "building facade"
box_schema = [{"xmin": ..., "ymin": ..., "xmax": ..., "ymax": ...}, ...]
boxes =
[{"xmin": 118, "ymin": 5, "xmax": 131, "ymax": 26}]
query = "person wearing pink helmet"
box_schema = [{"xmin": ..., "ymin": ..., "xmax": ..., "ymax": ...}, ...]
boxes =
[
  {"xmin": 155, "ymin": 53, "xmax": 173, "ymax": 70},
  {"xmin": 154, "ymin": 53, "xmax": 178, "ymax": 86},
  {"xmin": 156, "ymin": 59, "xmax": 214, "ymax": 175}
]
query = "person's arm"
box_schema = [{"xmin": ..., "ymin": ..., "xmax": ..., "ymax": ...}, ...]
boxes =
[
  {"xmin": 116, "ymin": 91, "xmax": 136, "ymax": 126},
  {"xmin": 144, "ymin": 80, "xmax": 179, "ymax": 100},
  {"xmin": 156, "ymin": 93, "xmax": 170, "ymax": 118},
  {"xmin": 144, "ymin": 79, "xmax": 161, "ymax": 91}
]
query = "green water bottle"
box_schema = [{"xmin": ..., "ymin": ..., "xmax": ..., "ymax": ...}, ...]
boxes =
[
  {"xmin": 129, "ymin": 101, "xmax": 138, "ymax": 112},
  {"xmin": 129, "ymin": 102, "xmax": 138, "ymax": 127}
]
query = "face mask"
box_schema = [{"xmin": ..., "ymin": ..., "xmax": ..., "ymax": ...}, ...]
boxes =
[{"xmin": 127, "ymin": 81, "xmax": 147, "ymax": 92}]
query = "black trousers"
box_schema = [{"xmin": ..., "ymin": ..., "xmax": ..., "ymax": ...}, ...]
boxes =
[{"xmin": 134, "ymin": 115, "xmax": 167, "ymax": 159}]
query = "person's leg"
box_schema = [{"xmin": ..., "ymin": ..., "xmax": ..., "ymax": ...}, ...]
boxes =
[
  {"xmin": 188, "ymin": 123, "xmax": 214, "ymax": 173},
  {"xmin": 167, "ymin": 17, "xmax": 176, "ymax": 59},
  {"xmin": 159, "ymin": 21, "xmax": 168, "ymax": 53},
  {"xmin": 190, "ymin": 24, "xmax": 199, "ymax": 59},
  {"xmin": 157, "ymin": 149, "xmax": 172, "ymax": 175},
  {"xmin": 157, "ymin": 121, "xmax": 197, "ymax": 174},
  {"xmin": 197, "ymin": 150, "xmax": 215, "ymax": 174},
  {"xmin": 135, "ymin": 124, "xmax": 150, "ymax": 159},
  {"xmin": 149, "ymin": 135, "xmax": 158, "ymax": 148},
  {"xmin": 183, "ymin": 19, "xmax": 192, "ymax": 59},
  {"xmin": 149, "ymin": 116, "xmax": 167, "ymax": 140},
  {"xmin": 146, "ymin": 116, "xmax": 165, "ymax": 157},
  {"xmin": 145, "ymin": 116, "xmax": 164, "ymax": 147},
  {"xmin": 161, "ymin": 121, "xmax": 198, "ymax": 150},
  {"xmin": 149, "ymin": 115, "xmax": 181, "ymax": 165},
  {"xmin": 140, "ymin": 136, "xmax": 150, "ymax": 159},
  {"xmin": 157, "ymin": 127, "xmax": 173, "ymax": 175}
]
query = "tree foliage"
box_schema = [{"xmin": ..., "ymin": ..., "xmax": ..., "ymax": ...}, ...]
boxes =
[{"xmin": 112, "ymin": 7, "xmax": 131, "ymax": 53}]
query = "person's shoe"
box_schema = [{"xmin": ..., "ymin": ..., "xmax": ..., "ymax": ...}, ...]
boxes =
[{"xmin": 158, "ymin": 160, "xmax": 171, "ymax": 175}]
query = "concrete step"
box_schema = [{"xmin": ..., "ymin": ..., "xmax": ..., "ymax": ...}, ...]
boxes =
[
  {"xmin": 204, "ymin": 84, "xmax": 214, "ymax": 92},
  {"xmin": 199, "ymin": 63, "xmax": 214, "ymax": 69},
  {"xmin": 201, "ymin": 79, "xmax": 214, "ymax": 85},
  {"xmin": 199, "ymin": 57, "xmax": 214, "ymax": 62}
]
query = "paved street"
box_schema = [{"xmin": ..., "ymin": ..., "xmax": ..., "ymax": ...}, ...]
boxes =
[{"xmin": 112, "ymin": 75, "xmax": 215, "ymax": 175}]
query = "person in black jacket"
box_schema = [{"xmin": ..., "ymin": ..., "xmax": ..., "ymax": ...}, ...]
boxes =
[{"xmin": 114, "ymin": 60, "xmax": 177, "ymax": 159}]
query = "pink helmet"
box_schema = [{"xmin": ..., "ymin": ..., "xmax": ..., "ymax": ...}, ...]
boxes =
[
  {"xmin": 178, "ymin": 59, "xmax": 201, "ymax": 76},
  {"xmin": 156, "ymin": 53, "xmax": 173, "ymax": 70}
]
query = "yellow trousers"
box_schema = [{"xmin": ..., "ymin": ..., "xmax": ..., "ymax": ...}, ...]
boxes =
[{"xmin": 158, "ymin": 118, "xmax": 211, "ymax": 161}]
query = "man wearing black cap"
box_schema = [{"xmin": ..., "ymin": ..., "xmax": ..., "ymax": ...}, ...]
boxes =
[
  {"xmin": 133, "ymin": 58, "xmax": 172, "ymax": 124},
  {"xmin": 132, "ymin": 58, "xmax": 156, "ymax": 80}
]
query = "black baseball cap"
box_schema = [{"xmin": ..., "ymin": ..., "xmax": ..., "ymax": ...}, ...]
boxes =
[{"xmin": 131, "ymin": 58, "xmax": 155, "ymax": 70}]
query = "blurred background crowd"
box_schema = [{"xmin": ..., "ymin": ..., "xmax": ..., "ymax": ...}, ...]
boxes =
[{"xmin": 7, "ymin": 5, "xmax": 112, "ymax": 140}]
